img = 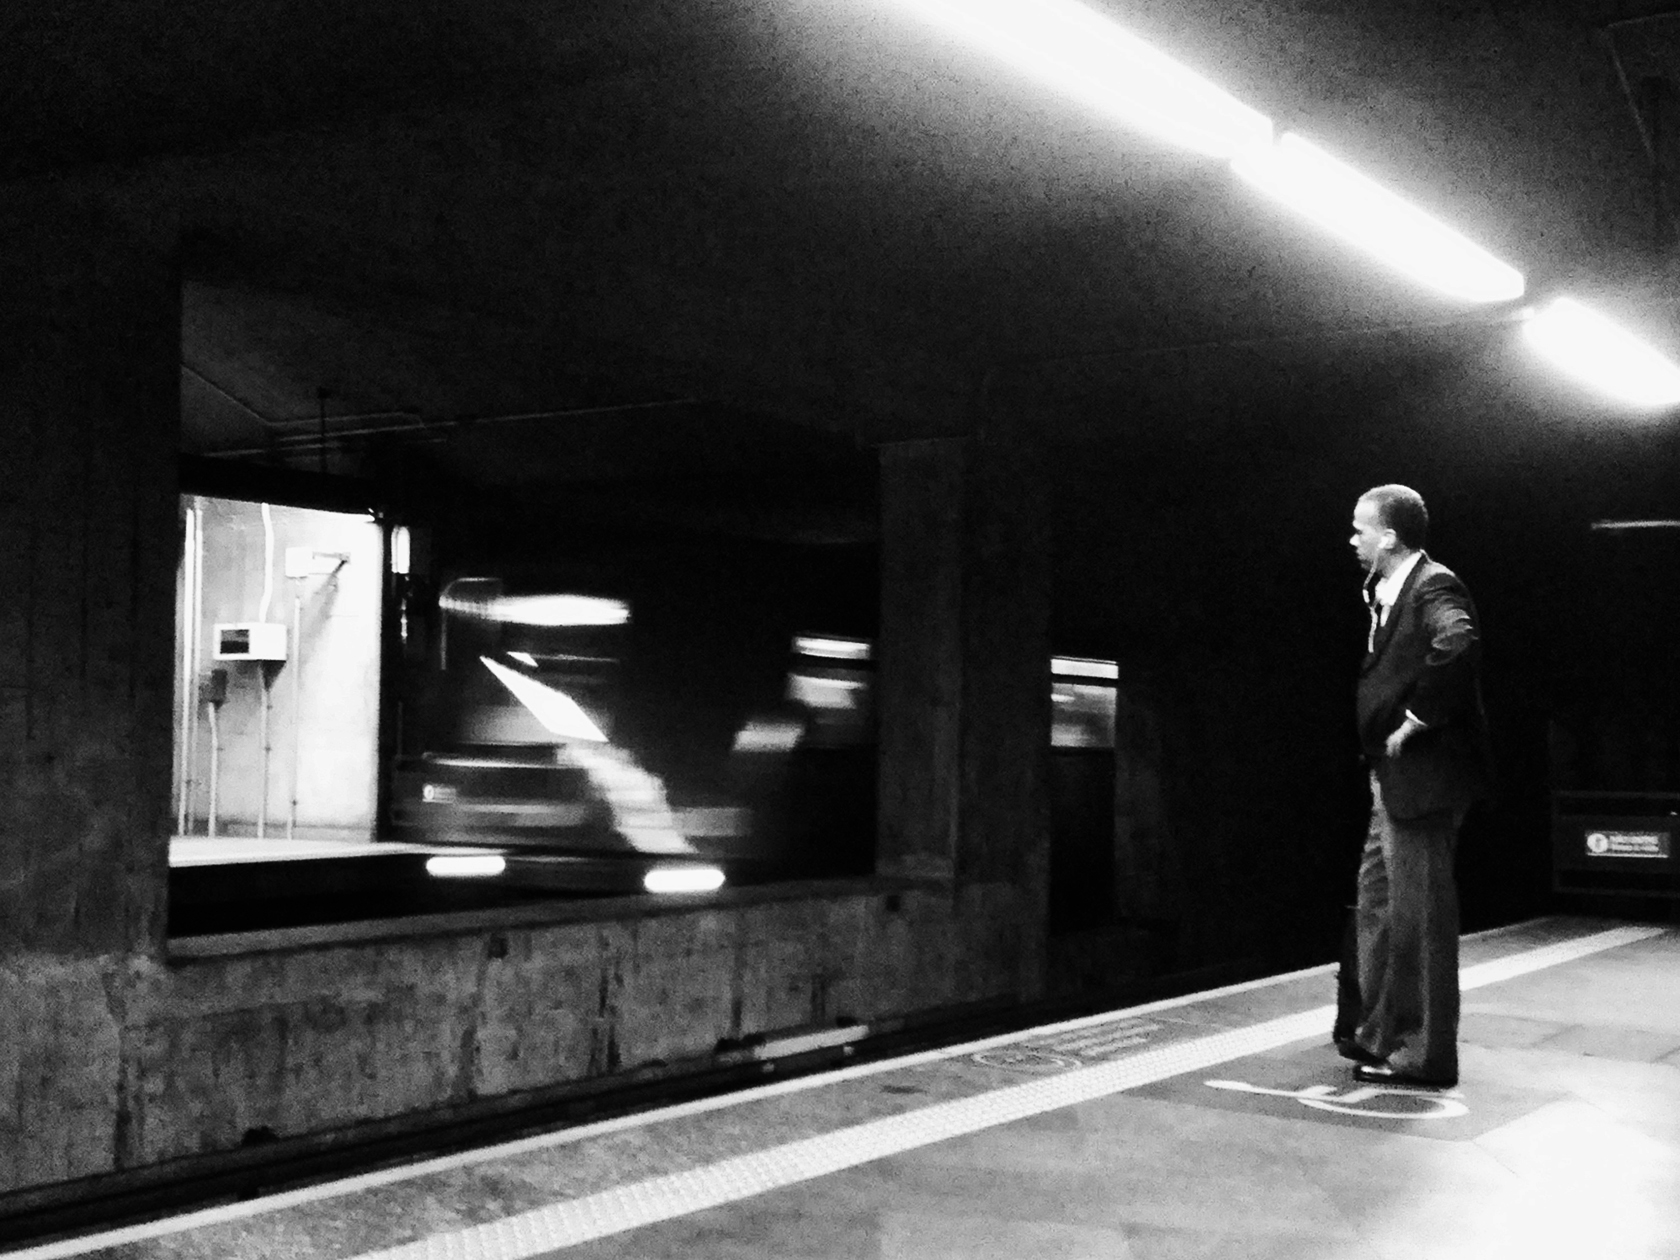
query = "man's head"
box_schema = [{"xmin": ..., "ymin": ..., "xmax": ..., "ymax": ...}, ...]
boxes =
[{"xmin": 1350, "ymin": 484, "xmax": 1428, "ymax": 576}]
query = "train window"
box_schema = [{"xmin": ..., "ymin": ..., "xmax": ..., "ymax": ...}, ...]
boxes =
[
  {"xmin": 783, "ymin": 634, "xmax": 875, "ymax": 748},
  {"xmin": 1051, "ymin": 656, "xmax": 1119, "ymax": 749}
]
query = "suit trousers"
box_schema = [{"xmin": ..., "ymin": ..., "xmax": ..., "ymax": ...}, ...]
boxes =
[{"xmin": 1353, "ymin": 771, "xmax": 1464, "ymax": 1083}]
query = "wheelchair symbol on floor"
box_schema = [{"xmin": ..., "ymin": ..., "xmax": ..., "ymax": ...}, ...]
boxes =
[{"xmin": 1204, "ymin": 1080, "xmax": 1468, "ymax": 1120}]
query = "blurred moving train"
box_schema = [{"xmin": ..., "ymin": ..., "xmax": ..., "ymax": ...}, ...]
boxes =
[
  {"xmin": 390, "ymin": 577, "xmax": 1119, "ymax": 900},
  {"xmin": 391, "ymin": 580, "xmax": 882, "ymax": 892}
]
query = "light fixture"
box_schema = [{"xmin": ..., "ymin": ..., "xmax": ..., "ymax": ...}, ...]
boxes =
[
  {"xmin": 389, "ymin": 525, "xmax": 411, "ymax": 576},
  {"xmin": 1590, "ymin": 519, "xmax": 1680, "ymax": 532},
  {"xmin": 643, "ymin": 865, "xmax": 727, "ymax": 894},
  {"xmin": 1051, "ymin": 656, "xmax": 1119, "ymax": 679},
  {"xmin": 481, "ymin": 656, "xmax": 609, "ymax": 742},
  {"xmin": 1232, "ymin": 133, "xmax": 1525, "ymax": 303},
  {"xmin": 1523, "ymin": 298, "xmax": 1680, "ymax": 408},
  {"xmin": 426, "ymin": 854, "xmax": 506, "ymax": 878},
  {"xmin": 888, "ymin": 0, "xmax": 1273, "ymax": 158},
  {"xmin": 794, "ymin": 634, "xmax": 874, "ymax": 662}
]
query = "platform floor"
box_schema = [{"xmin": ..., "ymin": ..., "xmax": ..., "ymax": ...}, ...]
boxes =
[{"xmin": 14, "ymin": 916, "xmax": 1680, "ymax": 1260}]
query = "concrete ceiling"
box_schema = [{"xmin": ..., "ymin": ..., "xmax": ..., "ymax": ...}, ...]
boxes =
[{"xmin": 8, "ymin": 0, "xmax": 1680, "ymax": 490}]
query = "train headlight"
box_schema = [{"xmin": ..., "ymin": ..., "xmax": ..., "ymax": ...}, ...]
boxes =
[
  {"xmin": 426, "ymin": 855, "xmax": 506, "ymax": 878},
  {"xmin": 643, "ymin": 865, "xmax": 726, "ymax": 894}
]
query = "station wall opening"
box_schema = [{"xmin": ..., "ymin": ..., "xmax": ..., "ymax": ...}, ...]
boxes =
[
  {"xmin": 165, "ymin": 489, "xmax": 1126, "ymax": 941},
  {"xmin": 172, "ymin": 495, "xmax": 384, "ymax": 850}
]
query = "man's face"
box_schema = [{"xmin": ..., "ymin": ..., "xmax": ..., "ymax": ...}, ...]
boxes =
[{"xmin": 1350, "ymin": 498, "xmax": 1393, "ymax": 572}]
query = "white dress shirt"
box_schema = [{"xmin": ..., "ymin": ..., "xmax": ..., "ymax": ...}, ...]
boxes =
[
  {"xmin": 1368, "ymin": 549, "xmax": 1427, "ymax": 727},
  {"xmin": 1370, "ymin": 550, "xmax": 1423, "ymax": 630}
]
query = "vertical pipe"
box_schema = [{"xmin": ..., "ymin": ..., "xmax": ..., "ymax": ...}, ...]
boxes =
[
  {"xmin": 288, "ymin": 589, "xmax": 303, "ymax": 840},
  {"xmin": 175, "ymin": 506, "xmax": 196, "ymax": 835},
  {"xmin": 186, "ymin": 501, "xmax": 206, "ymax": 835},
  {"xmin": 172, "ymin": 519, "xmax": 181, "ymax": 832},
  {"xmin": 258, "ymin": 671, "xmax": 270, "ymax": 839},
  {"xmin": 259, "ymin": 502, "xmax": 276, "ymax": 623},
  {"xmin": 257, "ymin": 501, "xmax": 275, "ymax": 839},
  {"xmin": 206, "ymin": 700, "xmax": 220, "ymax": 841}
]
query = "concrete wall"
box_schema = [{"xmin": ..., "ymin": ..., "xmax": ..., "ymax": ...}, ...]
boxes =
[
  {"xmin": 1, "ymin": 887, "xmax": 1029, "ymax": 1193},
  {"xmin": 177, "ymin": 499, "xmax": 383, "ymax": 838},
  {"xmin": 0, "ymin": 189, "xmax": 180, "ymax": 1188},
  {"xmin": 107, "ymin": 892, "xmax": 958, "ymax": 1169},
  {"xmin": 0, "ymin": 198, "xmax": 1051, "ymax": 1203}
]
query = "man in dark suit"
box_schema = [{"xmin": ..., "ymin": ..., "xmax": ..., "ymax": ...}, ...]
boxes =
[{"xmin": 1341, "ymin": 484, "xmax": 1487, "ymax": 1088}]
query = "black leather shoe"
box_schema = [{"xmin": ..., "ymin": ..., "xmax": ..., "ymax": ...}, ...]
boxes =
[
  {"xmin": 1352, "ymin": 1062, "xmax": 1456, "ymax": 1089},
  {"xmin": 1335, "ymin": 1038, "xmax": 1384, "ymax": 1066}
]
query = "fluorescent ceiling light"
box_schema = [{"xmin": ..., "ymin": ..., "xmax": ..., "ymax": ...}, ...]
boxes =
[
  {"xmin": 1590, "ymin": 519, "xmax": 1680, "ymax": 532},
  {"xmin": 481, "ymin": 656, "xmax": 609, "ymax": 742},
  {"xmin": 426, "ymin": 854, "xmax": 506, "ymax": 878},
  {"xmin": 507, "ymin": 651, "xmax": 539, "ymax": 668},
  {"xmin": 1232, "ymin": 133, "xmax": 1525, "ymax": 304},
  {"xmin": 1523, "ymin": 298, "xmax": 1680, "ymax": 409},
  {"xmin": 644, "ymin": 865, "xmax": 727, "ymax": 894},
  {"xmin": 890, "ymin": 0, "xmax": 1272, "ymax": 158}
]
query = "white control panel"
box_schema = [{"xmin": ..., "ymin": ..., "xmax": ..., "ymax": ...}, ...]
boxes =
[{"xmin": 212, "ymin": 622, "xmax": 289, "ymax": 661}]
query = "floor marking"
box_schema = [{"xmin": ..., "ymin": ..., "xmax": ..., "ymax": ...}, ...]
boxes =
[
  {"xmin": 1048, "ymin": 1019, "xmax": 1164, "ymax": 1053},
  {"xmin": 1204, "ymin": 1080, "xmax": 1469, "ymax": 1120},
  {"xmin": 9, "ymin": 921, "xmax": 1657, "ymax": 1260},
  {"xmin": 970, "ymin": 1047, "xmax": 1088, "ymax": 1073}
]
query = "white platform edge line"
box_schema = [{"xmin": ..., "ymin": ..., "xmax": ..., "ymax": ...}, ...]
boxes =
[{"xmin": 10, "ymin": 918, "xmax": 1653, "ymax": 1260}]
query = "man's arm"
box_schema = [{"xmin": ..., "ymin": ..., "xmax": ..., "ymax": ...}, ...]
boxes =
[{"xmin": 1385, "ymin": 576, "xmax": 1479, "ymax": 756}]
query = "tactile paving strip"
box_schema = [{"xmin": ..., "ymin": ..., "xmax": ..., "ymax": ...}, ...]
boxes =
[{"xmin": 351, "ymin": 923, "xmax": 1666, "ymax": 1260}]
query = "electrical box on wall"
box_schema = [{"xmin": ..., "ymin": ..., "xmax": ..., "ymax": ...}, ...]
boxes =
[{"xmin": 213, "ymin": 622, "xmax": 289, "ymax": 661}]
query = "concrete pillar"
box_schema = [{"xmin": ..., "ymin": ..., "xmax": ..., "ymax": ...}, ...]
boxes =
[
  {"xmin": 0, "ymin": 188, "xmax": 179, "ymax": 1187},
  {"xmin": 877, "ymin": 431, "xmax": 1051, "ymax": 999}
]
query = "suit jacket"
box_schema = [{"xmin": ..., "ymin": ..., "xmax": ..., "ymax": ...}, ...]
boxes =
[{"xmin": 1357, "ymin": 553, "xmax": 1489, "ymax": 821}]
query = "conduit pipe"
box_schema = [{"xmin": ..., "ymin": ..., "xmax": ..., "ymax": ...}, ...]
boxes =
[
  {"xmin": 259, "ymin": 503, "xmax": 275, "ymax": 622},
  {"xmin": 175, "ymin": 505, "xmax": 196, "ymax": 836},
  {"xmin": 288, "ymin": 589, "xmax": 302, "ymax": 840},
  {"xmin": 205, "ymin": 399, "xmax": 699, "ymax": 460},
  {"xmin": 206, "ymin": 699, "xmax": 220, "ymax": 840},
  {"xmin": 258, "ymin": 669, "xmax": 271, "ymax": 840},
  {"xmin": 257, "ymin": 504, "xmax": 276, "ymax": 839},
  {"xmin": 180, "ymin": 364, "xmax": 419, "ymax": 433},
  {"xmin": 185, "ymin": 501, "xmax": 206, "ymax": 836},
  {"xmin": 1599, "ymin": 26, "xmax": 1677, "ymax": 244}
]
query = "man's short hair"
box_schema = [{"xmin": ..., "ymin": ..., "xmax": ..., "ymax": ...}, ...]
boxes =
[{"xmin": 1360, "ymin": 484, "xmax": 1429, "ymax": 551}]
